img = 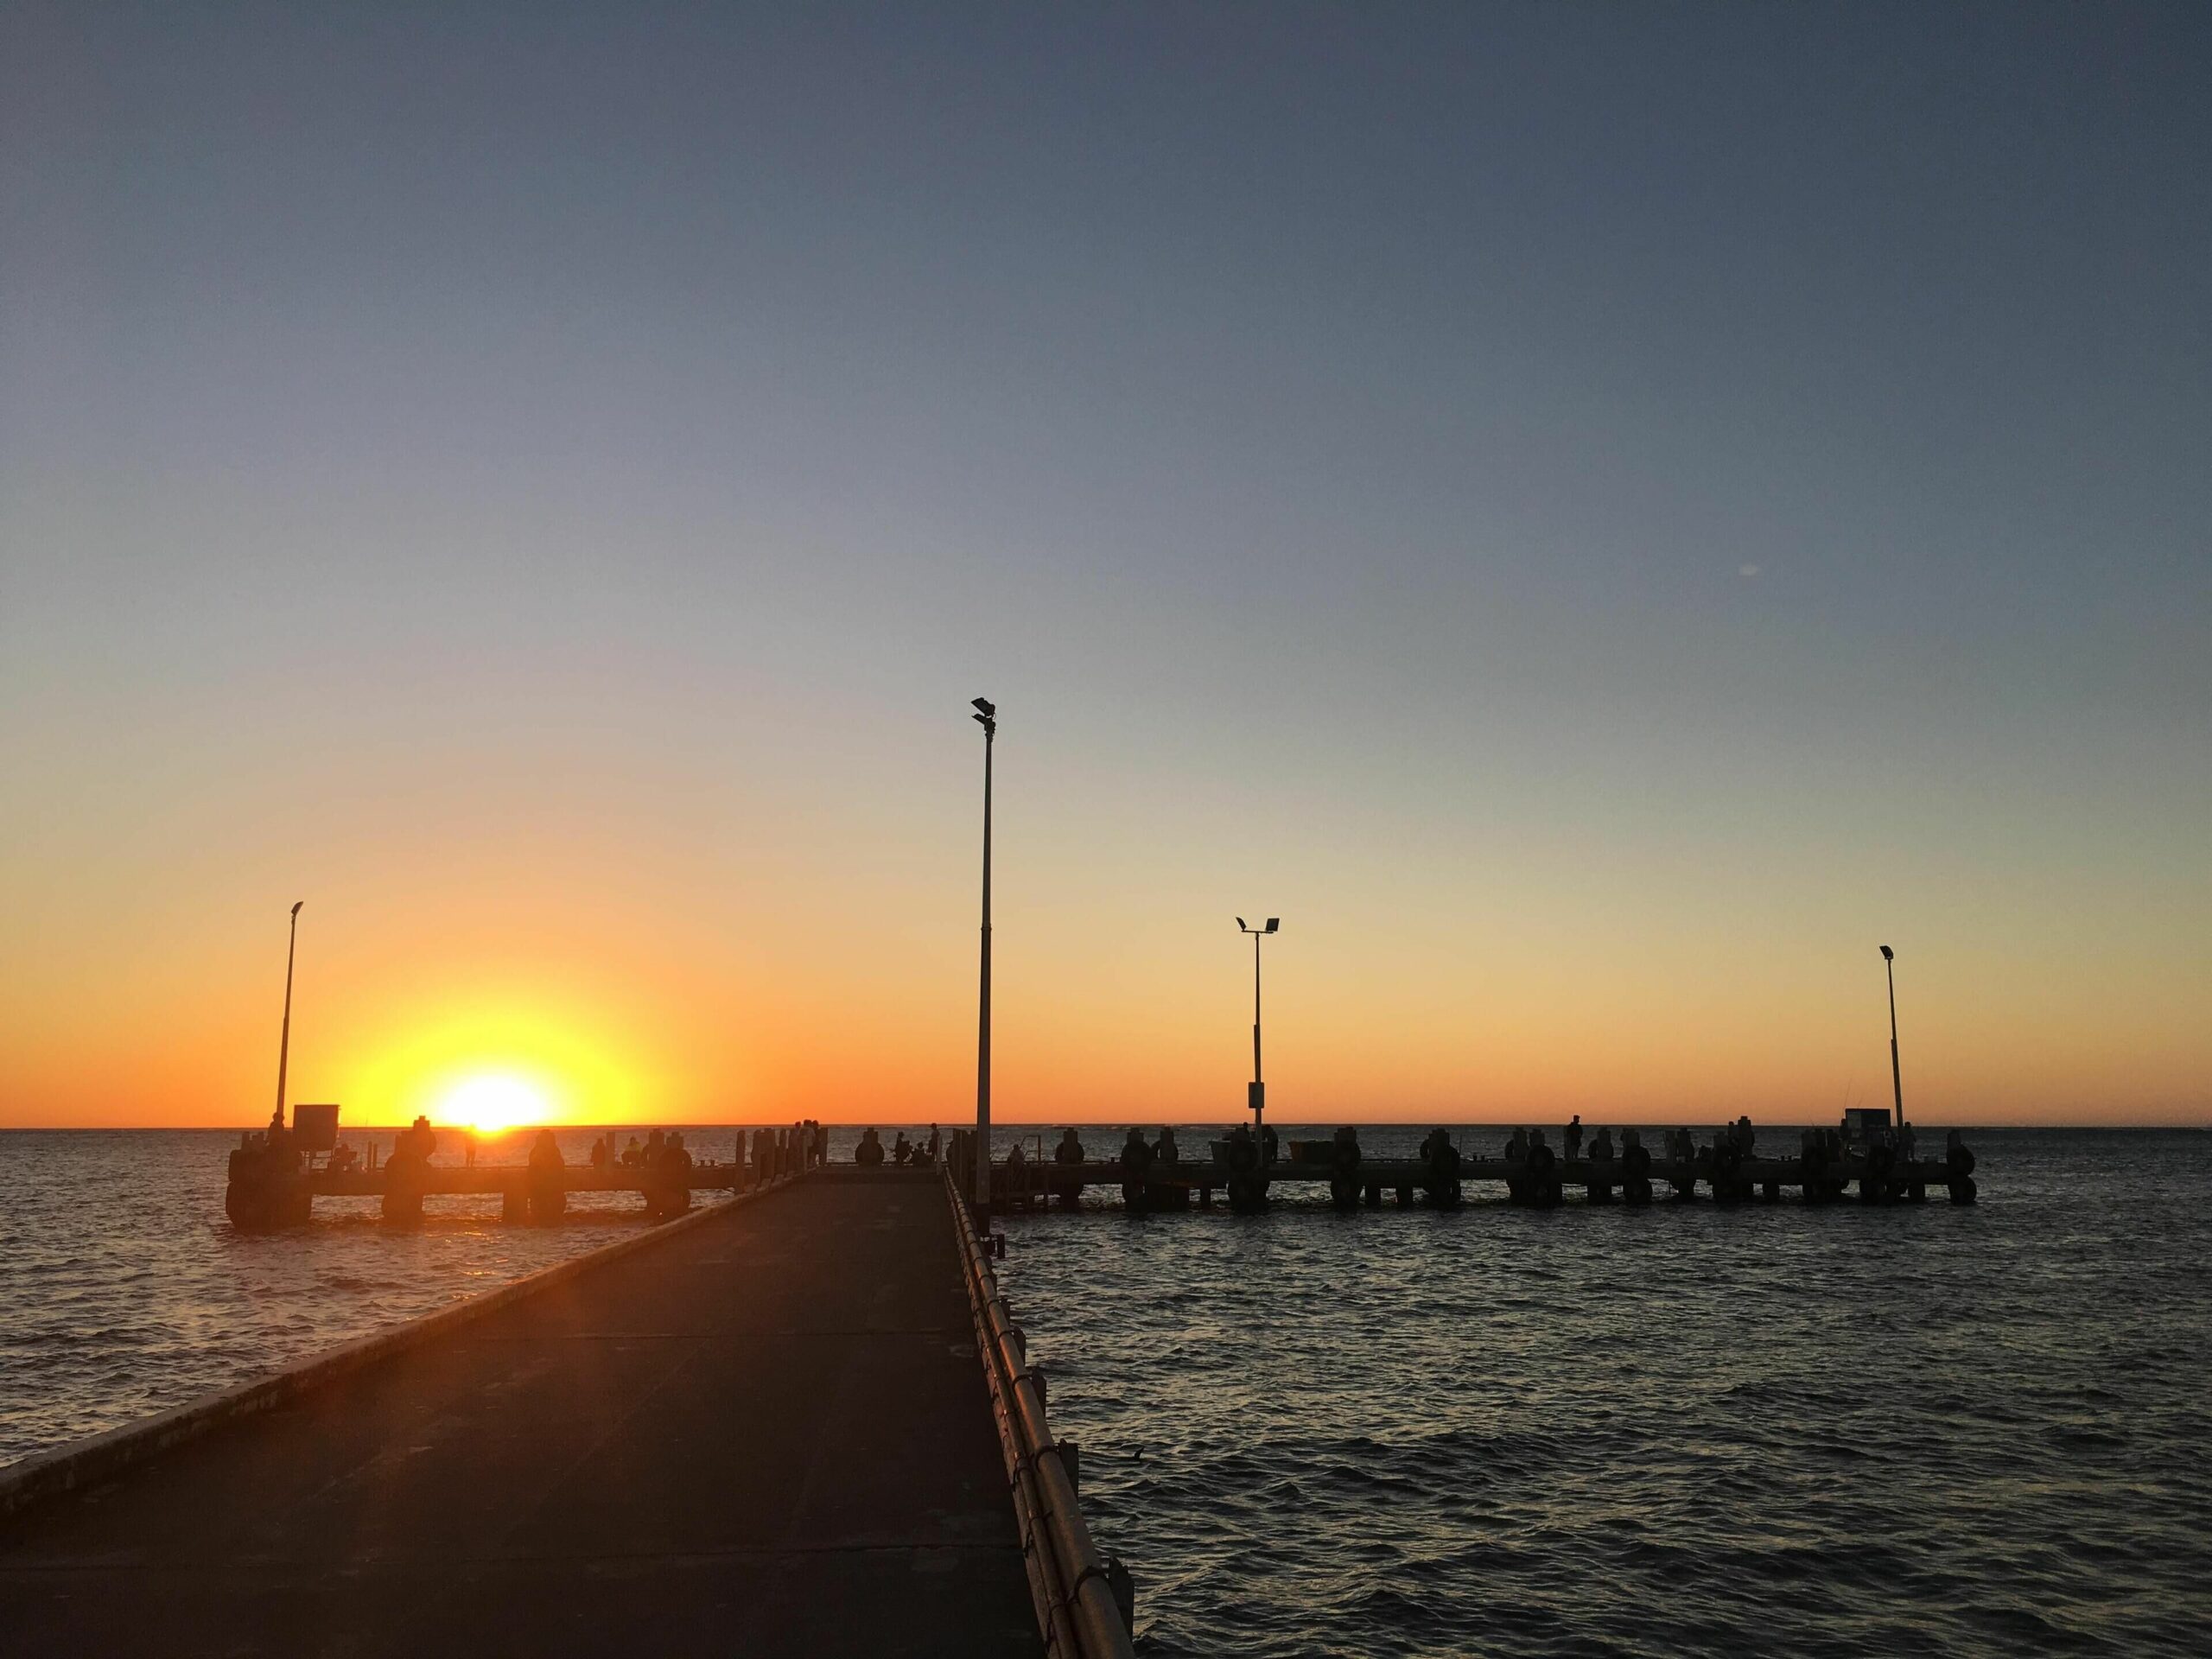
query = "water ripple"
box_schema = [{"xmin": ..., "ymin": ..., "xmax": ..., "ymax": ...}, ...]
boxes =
[{"xmin": 996, "ymin": 1126, "xmax": 2212, "ymax": 1657}]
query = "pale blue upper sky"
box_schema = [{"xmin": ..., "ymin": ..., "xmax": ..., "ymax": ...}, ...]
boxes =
[{"xmin": 4, "ymin": 4, "xmax": 2208, "ymax": 1120}]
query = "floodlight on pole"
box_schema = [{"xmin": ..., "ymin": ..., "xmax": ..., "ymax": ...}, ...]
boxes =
[
  {"xmin": 972, "ymin": 699, "xmax": 998, "ymax": 1217},
  {"xmin": 1236, "ymin": 915, "xmax": 1281, "ymax": 1137},
  {"xmin": 1880, "ymin": 945, "xmax": 1904, "ymax": 1134},
  {"xmin": 273, "ymin": 901, "xmax": 304, "ymax": 1132}
]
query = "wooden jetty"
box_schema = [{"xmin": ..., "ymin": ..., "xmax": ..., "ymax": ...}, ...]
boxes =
[
  {"xmin": 220, "ymin": 1118, "xmax": 825, "ymax": 1230},
  {"xmin": 0, "ymin": 1168, "xmax": 1135, "ymax": 1659},
  {"xmin": 951, "ymin": 1125, "xmax": 1981, "ymax": 1212}
]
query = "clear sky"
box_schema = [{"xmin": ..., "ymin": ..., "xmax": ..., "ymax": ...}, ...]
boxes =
[{"xmin": 3, "ymin": 3, "xmax": 2207, "ymax": 1128}]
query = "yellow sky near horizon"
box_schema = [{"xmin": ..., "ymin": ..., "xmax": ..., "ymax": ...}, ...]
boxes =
[{"xmin": 3, "ymin": 756, "xmax": 2204, "ymax": 1129}]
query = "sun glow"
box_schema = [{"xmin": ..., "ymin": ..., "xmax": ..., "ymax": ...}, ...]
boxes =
[
  {"xmin": 342, "ymin": 991, "xmax": 646, "ymax": 1129},
  {"xmin": 438, "ymin": 1072, "xmax": 554, "ymax": 1135}
]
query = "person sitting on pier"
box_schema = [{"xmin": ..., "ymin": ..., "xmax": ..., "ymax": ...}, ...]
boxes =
[
  {"xmin": 530, "ymin": 1128, "xmax": 563, "ymax": 1173},
  {"xmin": 1524, "ymin": 1128, "xmax": 1560, "ymax": 1205},
  {"xmin": 1621, "ymin": 1127, "xmax": 1652, "ymax": 1201},
  {"xmin": 620, "ymin": 1136, "xmax": 642, "ymax": 1166},
  {"xmin": 1152, "ymin": 1126, "xmax": 1179, "ymax": 1163},
  {"xmin": 1564, "ymin": 1115, "xmax": 1583, "ymax": 1160},
  {"xmin": 1504, "ymin": 1127, "xmax": 1529, "ymax": 1165},
  {"xmin": 1734, "ymin": 1116, "xmax": 1755, "ymax": 1157},
  {"xmin": 1054, "ymin": 1128, "xmax": 1085, "ymax": 1165},
  {"xmin": 1589, "ymin": 1125, "xmax": 1614, "ymax": 1164},
  {"xmin": 645, "ymin": 1128, "xmax": 666, "ymax": 1166},
  {"xmin": 893, "ymin": 1131, "xmax": 912, "ymax": 1166},
  {"xmin": 327, "ymin": 1141, "xmax": 358, "ymax": 1174},
  {"xmin": 856, "ymin": 1128, "xmax": 886, "ymax": 1166}
]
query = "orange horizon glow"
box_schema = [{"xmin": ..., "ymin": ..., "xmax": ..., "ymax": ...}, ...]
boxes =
[
  {"xmin": 2, "ymin": 709, "xmax": 2206, "ymax": 1135},
  {"xmin": 1, "ymin": 883, "xmax": 2205, "ymax": 1130}
]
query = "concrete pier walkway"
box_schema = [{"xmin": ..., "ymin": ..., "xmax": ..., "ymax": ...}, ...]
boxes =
[{"xmin": 0, "ymin": 1173, "xmax": 1041, "ymax": 1657}]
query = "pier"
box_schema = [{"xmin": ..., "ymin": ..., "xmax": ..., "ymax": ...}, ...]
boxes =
[
  {"xmin": 957, "ymin": 1125, "xmax": 1980, "ymax": 1212},
  {"xmin": 219, "ymin": 1118, "xmax": 824, "ymax": 1230},
  {"xmin": 0, "ymin": 1170, "xmax": 1131, "ymax": 1658}
]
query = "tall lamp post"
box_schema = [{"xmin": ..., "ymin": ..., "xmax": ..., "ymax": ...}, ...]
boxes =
[
  {"xmin": 1879, "ymin": 944, "xmax": 1904, "ymax": 1136},
  {"xmin": 972, "ymin": 698, "xmax": 996, "ymax": 1217},
  {"xmin": 1236, "ymin": 917, "xmax": 1279, "ymax": 1140},
  {"xmin": 273, "ymin": 900, "xmax": 304, "ymax": 1131}
]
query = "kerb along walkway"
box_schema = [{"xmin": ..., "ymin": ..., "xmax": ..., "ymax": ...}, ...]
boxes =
[{"xmin": 0, "ymin": 1172, "xmax": 1041, "ymax": 1657}]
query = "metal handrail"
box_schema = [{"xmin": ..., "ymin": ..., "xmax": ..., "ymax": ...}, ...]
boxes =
[{"xmin": 944, "ymin": 1165, "xmax": 1135, "ymax": 1659}]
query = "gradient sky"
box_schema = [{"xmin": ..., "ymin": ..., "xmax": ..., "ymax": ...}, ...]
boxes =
[{"xmin": 3, "ymin": 3, "xmax": 2207, "ymax": 1128}]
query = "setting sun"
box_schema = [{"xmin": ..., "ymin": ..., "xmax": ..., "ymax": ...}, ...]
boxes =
[{"xmin": 439, "ymin": 1073, "xmax": 552, "ymax": 1135}]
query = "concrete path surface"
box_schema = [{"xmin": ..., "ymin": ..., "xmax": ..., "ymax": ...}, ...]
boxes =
[{"xmin": 0, "ymin": 1173, "xmax": 1040, "ymax": 1657}]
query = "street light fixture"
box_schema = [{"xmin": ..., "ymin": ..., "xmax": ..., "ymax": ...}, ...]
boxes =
[
  {"xmin": 273, "ymin": 900, "xmax": 304, "ymax": 1132},
  {"xmin": 1879, "ymin": 945, "xmax": 1904, "ymax": 1136},
  {"xmin": 1236, "ymin": 916, "xmax": 1281, "ymax": 1139},
  {"xmin": 972, "ymin": 699, "xmax": 997, "ymax": 1217}
]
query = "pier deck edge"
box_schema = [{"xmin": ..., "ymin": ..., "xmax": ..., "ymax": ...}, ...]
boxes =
[{"xmin": 0, "ymin": 1173, "xmax": 803, "ymax": 1520}]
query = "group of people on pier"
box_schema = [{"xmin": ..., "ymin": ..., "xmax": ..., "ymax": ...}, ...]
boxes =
[
  {"xmin": 852, "ymin": 1125, "xmax": 940, "ymax": 1167},
  {"xmin": 588, "ymin": 1129, "xmax": 692, "ymax": 1172},
  {"xmin": 907, "ymin": 1109, "xmax": 1974, "ymax": 1211}
]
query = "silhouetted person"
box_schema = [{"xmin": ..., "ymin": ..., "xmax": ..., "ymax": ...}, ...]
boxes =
[
  {"xmin": 1525, "ymin": 1128, "xmax": 1560, "ymax": 1206},
  {"xmin": 1564, "ymin": 1115, "xmax": 1583, "ymax": 1160},
  {"xmin": 1152, "ymin": 1126, "xmax": 1179, "ymax": 1163},
  {"xmin": 1119, "ymin": 1127, "xmax": 1155, "ymax": 1211},
  {"xmin": 1590, "ymin": 1126, "xmax": 1614, "ymax": 1163},
  {"xmin": 1505, "ymin": 1127, "xmax": 1529, "ymax": 1165},
  {"xmin": 1328, "ymin": 1125, "xmax": 1363, "ymax": 1208},
  {"xmin": 1621, "ymin": 1128, "xmax": 1653, "ymax": 1205},
  {"xmin": 856, "ymin": 1128, "xmax": 886, "ymax": 1166},
  {"xmin": 893, "ymin": 1131, "xmax": 912, "ymax": 1166},
  {"xmin": 1224, "ymin": 1123, "xmax": 1267, "ymax": 1211},
  {"xmin": 622, "ymin": 1135, "xmax": 642, "ymax": 1166},
  {"xmin": 1054, "ymin": 1128, "xmax": 1085, "ymax": 1165}
]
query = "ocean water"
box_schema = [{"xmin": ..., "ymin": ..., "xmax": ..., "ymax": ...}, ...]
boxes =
[
  {"xmin": 3, "ymin": 1125, "xmax": 2206, "ymax": 1656},
  {"xmin": 995, "ymin": 1127, "xmax": 2212, "ymax": 1657},
  {"xmin": 0, "ymin": 1125, "xmax": 756, "ymax": 1465}
]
